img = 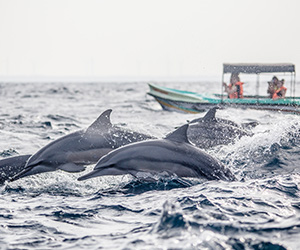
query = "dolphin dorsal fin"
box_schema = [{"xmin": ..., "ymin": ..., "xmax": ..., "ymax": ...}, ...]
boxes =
[
  {"xmin": 165, "ymin": 124, "xmax": 190, "ymax": 143},
  {"xmin": 86, "ymin": 109, "xmax": 113, "ymax": 133},
  {"xmin": 203, "ymin": 107, "xmax": 218, "ymax": 121}
]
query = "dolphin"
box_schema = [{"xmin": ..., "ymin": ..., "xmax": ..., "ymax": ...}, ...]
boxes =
[
  {"xmin": 189, "ymin": 107, "xmax": 258, "ymax": 129},
  {"xmin": 11, "ymin": 109, "xmax": 154, "ymax": 181},
  {"xmin": 186, "ymin": 107, "xmax": 255, "ymax": 149},
  {"xmin": 0, "ymin": 155, "xmax": 31, "ymax": 185},
  {"xmin": 78, "ymin": 124, "xmax": 235, "ymax": 181}
]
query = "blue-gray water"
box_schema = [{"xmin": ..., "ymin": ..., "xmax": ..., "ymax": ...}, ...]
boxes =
[{"xmin": 0, "ymin": 81, "xmax": 300, "ymax": 249}]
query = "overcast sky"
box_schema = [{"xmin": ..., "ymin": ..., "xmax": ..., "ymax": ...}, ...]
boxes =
[{"xmin": 0, "ymin": 0, "xmax": 299, "ymax": 79}]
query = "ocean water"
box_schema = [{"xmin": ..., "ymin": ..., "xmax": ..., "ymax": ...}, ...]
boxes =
[{"xmin": 0, "ymin": 80, "xmax": 300, "ymax": 249}]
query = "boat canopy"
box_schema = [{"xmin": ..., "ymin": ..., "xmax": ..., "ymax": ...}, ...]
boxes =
[
  {"xmin": 221, "ymin": 63, "xmax": 296, "ymax": 99},
  {"xmin": 223, "ymin": 63, "xmax": 295, "ymax": 74}
]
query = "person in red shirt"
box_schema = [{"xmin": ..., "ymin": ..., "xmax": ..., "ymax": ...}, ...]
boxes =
[
  {"xmin": 223, "ymin": 73, "xmax": 244, "ymax": 99},
  {"xmin": 272, "ymin": 79, "xmax": 287, "ymax": 100}
]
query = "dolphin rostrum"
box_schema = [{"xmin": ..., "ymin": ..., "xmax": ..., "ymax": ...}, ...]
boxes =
[
  {"xmin": 11, "ymin": 109, "xmax": 153, "ymax": 181},
  {"xmin": 0, "ymin": 155, "xmax": 31, "ymax": 185},
  {"xmin": 186, "ymin": 107, "xmax": 255, "ymax": 149},
  {"xmin": 78, "ymin": 124, "xmax": 235, "ymax": 181}
]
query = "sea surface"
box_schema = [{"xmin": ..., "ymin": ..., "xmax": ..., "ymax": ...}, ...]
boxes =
[{"xmin": 0, "ymin": 80, "xmax": 300, "ymax": 249}]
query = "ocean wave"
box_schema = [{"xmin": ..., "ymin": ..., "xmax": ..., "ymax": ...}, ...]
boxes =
[{"xmin": 1, "ymin": 82, "xmax": 300, "ymax": 249}]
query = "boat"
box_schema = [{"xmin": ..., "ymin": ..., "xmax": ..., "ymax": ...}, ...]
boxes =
[{"xmin": 147, "ymin": 63, "xmax": 299, "ymax": 114}]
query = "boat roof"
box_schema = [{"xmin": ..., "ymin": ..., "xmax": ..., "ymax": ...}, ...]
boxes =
[{"xmin": 223, "ymin": 63, "xmax": 295, "ymax": 74}]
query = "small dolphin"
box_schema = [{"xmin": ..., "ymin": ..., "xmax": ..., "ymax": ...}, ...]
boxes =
[
  {"xmin": 189, "ymin": 107, "xmax": 258, "ymax": 129},
  {"xmin": 186, "ymin": 107, "xmax": 255, "ymax": 148},
  {"xmin": 12, "ymin": 110, "xmax": 153, "ymax": 181},
  {"xmin": 0, "ymin": 155, "xmax": 31, "ymax": 185},
  {"xmin": 78, "ymin": 124, "xmax": 235, "ymax": 181}
]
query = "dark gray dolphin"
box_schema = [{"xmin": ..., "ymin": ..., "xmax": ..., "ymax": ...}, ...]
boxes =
[
  {"xmin": 186, "ymin": 107, "xmax": 255, "ymax": 149},
  {"xmin": 0, "ymin": 155, "xmax": 31, "ymax": 185},
  {"xmin": 189, "ymin": 107, "xmax": 258, "ymax": 129},
  {"xmin": 12, "ymin": 109, "xmax": 154, "ymax": 181},
  {"xmin": 78, "ymin": 124, "xmax": 235, "ymax": 181}
]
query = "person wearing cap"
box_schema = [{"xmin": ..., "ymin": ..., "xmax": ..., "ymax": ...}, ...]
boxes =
[{"xmin": 267, "ymin": 76, "xmax": 279, "ymax": 98}]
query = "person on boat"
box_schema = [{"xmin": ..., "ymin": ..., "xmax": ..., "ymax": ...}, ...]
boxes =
[
  {"xmin": 272, "ymin": 79, "xmax": 287, "ymax": 100},
  {"xmin": 267, "ymin": 76, "xmax": 279, "ymax": 98},
  {"xmin": 223, "ymin": 73, "xmax": 244, "ymax": 99}
]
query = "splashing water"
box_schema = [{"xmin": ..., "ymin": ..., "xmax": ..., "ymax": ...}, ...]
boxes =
[{"xmin": 0, "ymin": 81, "xmax": 300, "ymax": 249}]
